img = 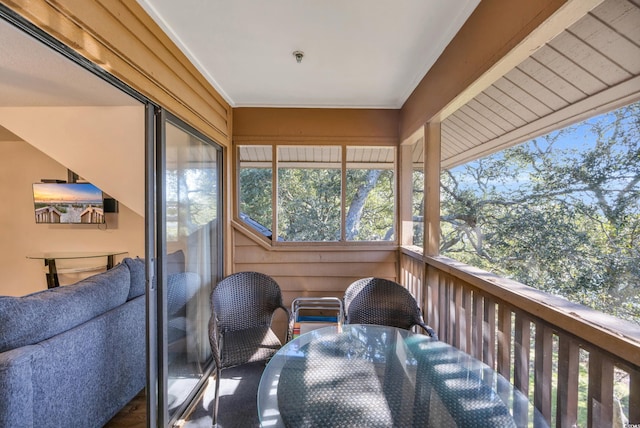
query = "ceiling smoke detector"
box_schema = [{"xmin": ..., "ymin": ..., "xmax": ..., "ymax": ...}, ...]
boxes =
[{"xmin": 292, "ymin": 50, "xmax": 304, "ymax": 63}]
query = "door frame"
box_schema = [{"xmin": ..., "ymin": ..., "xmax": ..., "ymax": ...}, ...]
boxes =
[{"xmin": 0, "ymin": 7, "xmax": 222, "ymax": 426}]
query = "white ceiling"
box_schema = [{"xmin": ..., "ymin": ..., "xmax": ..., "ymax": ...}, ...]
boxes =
[{"xmin": 136, "ymin": 0, "xmax": 480, "ymax": 108}]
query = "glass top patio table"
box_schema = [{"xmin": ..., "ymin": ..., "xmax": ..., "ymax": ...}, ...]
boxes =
[
  {"xmin": 26, "ymin": 251, "xmax": 128, "ymax": 288},
  {"xmin": 257, "ymin": 324, "xmax": 547, "ymax": 428}
]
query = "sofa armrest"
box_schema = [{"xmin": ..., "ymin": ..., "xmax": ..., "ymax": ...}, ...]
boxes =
[{"xmin": 0, "ymin": 345, "xmax": 45, "ymax": 427}]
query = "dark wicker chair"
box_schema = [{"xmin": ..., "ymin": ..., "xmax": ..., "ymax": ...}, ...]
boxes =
[
  {"xmin": 166, "ymin": 272, "xmax": 201, "ymax": 344},
  {"xmin": 208, "ymin": 271, "xmax": 290, "ymax": 427},
  {"xmin": 343, "ymin": 277, "xmax": 438, "ymax": 339}
]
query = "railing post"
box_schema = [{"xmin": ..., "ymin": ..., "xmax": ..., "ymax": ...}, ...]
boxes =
[
  {"xmin": 445, "ymin": 276, "xmax": 454, "ymax": 344},
  {"xmin": 426, "ymin": 265, "xmax": 439, "ymax": 335},
  {"xmin": 556, "ymin": 335, "xmax": 580, "ymax": 428},
  {"xmin": 483, "ymin": 297, "xmax": 496, "ymax": 369},
  {"xmin": 496, "ymin": 304, "xmax": 512, "ymax": 408},
  {"xmin": 497, "ymin": 305, "xmax": 512, "ymax": 380},
  {"xmin": 463, "ymin": 286, "xmax": 473, "ymax": 353},
  {"xmin": 439, "ymin": 273, "xmax": 449, "ymax": 343},
  {"xmin": 630, "ymin": 367, "xmax": 640, "ymax": 424},
  {"xmin": 587, "ymin": 352, "xmax": 614, "ymax": 428},
  {"xmin": 534, "ymin": 324, "xmax": 553, "ymax": 423},
  {"xmin": 472, "ymin": 291, "xmax": 484, "ymax": 361},
  {"xmin": 454, "ymin": 281, "xmax": 463, "ymax": 349},
  {"xmin": 514, "ymin": 312, "xmax": 531, "ymax": 426}
]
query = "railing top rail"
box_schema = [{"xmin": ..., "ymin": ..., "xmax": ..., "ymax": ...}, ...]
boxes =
[{"xmin": 400, "ymin": 248, "xmax": 640, "ymax": 368}]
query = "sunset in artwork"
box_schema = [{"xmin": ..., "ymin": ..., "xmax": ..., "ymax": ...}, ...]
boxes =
[{"xmin": 33, "ymin": 183, "xmax": 104, "ymax": 224}]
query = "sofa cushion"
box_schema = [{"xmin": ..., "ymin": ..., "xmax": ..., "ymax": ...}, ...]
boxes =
[
  {"xmin": 0, "ymin": 263, "xmax": 130, "ymax": 353},
  {"xmin": 122, "ymin": 257, "xmax": 145, "ymax": 300}
]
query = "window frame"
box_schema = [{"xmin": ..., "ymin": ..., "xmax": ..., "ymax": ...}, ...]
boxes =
[{"xmin": 236, "ymin": 142, "xmax": 398, "ymax": 246}]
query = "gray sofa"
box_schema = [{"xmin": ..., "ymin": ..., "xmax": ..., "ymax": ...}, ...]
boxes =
[{"xmin": 0, "ymin": 257, "xmax": 146, "ymax": 428}]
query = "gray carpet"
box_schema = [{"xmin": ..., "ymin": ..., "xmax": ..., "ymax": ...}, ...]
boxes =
[{"xmin": 183, "ymin": 361, "xmax": 265, "ymax": 428}]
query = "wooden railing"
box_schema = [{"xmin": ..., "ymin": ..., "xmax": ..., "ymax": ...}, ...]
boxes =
[{"xmin": 400, "ymin": 247, "xmax": 640, "ymax": 428}]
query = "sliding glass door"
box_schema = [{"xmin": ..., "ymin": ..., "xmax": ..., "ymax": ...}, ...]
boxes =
[
  {"xmin": 0, "ymin": 8, "xmax": 224, "ymax": 426},
  {"xmin": 156, "ymin": 109, "xmax": 223, "ymax": 425}
]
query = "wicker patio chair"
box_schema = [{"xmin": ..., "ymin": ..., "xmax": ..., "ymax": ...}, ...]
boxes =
[
  {"xmin": 208, "ymin": 271, "xmax": 290, "ymax": 427},
  {"xmin": 166, "ymin": 272, "xmax": 201, "ymax": 344},
  {"xmin": 343, "ymin": 277, "xmax": 438, "ymax": 339}
]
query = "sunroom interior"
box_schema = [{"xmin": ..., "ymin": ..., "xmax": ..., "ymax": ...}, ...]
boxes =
[{"xmin": 1, "ymin": 0, "xmax": 639, "ymax": 427}]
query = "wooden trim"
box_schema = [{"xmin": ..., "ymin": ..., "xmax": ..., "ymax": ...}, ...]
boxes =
[
  {"xmin": 270, "ymin": 145, "xmax": 278, "ymax": 243},
  {"xmin": 223, "ymin": 83, "xmax": 234, "ymax": 276},
  {"xmin": 231, "ymin": 220, "xmax": 273, "ymax": 251},
  {"xmin": 236, "ymin": 139, "xmax": 400, "ymax": 247},
  {"xmin": 400, "ymin": 126, "xmax": 424, "ymax": 147},
  {"xmin": 233, "ymin": 136, "xmax": 398, "ymax": 145},
  {"xmin": 399, "ymin": 144, "xmax": 413, "ymax": 246},
  {"xmin": 234, "ymin": 108, "xmax": 399, "ymax": 142},
  {"xmin": 424, "ymin": 122, "xmax": 441, "ymax": 256},
  {"xmin": 340, "ymin": 146, "xmax": 347, "ymax": 242},
  {"xmin": 224, "ymin": 144, "xmax": 233, "ymax": 275},
  {"xmin": 234, "ymin": 223, "xmax": 397, "ymax": 252}
]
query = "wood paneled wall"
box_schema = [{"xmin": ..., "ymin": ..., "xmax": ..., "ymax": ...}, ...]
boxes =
[
  {"xmin": 233, "ymin": 228, "xmax": 398, "ymax": 301},
  {"xmin": 234, "ymin": 107, "xmax": 399, "ymax": 144},
  {"xmin": 232, "ymin": 108, "xmax": 401, "ymax": 335},
  {"xmin": 2, "ymin": 0, "xmax": 232, "ymax": 145},
  {"xmin": 233, "ymin": 226, "xmax": 398, "ymax": 336}
]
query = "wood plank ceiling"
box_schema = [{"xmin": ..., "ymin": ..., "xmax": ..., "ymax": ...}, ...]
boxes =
[{"xmin": 440, "ymin": 0, "xmax": 640, "ymax": 168}]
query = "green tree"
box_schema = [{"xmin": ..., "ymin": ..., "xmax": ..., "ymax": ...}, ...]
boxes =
[
  {"xmin": 239, "ymin": 167, "xmax": 272, "ymax": 229},
  {"xmin": 240, "ymin": 164, "xmax": 395, "ymax": 241},
  {"xmin": 278, "ymin": 168, "xmax": 342, "ymax": 241},
  {"xmin": 440, "ymin": 102, "xmax": 640, "ymax": 323},
  {"xmin": 346, "ymin": 169, "xmax": 394, "ymax": 241}
]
